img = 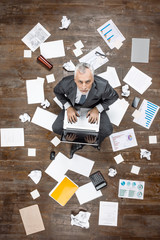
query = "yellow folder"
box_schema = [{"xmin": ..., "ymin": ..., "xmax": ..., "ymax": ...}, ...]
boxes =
[{"xmin": 49, "ymin": 176, "xmax": 78, "ymax": 206}]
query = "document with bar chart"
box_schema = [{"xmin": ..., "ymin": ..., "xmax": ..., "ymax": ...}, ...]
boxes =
[
  {"xmin": 133, "ymin": 99, "xmax": 159, "ymax": 129},
  {"xmin": 97, "ymin": 19, "xmax": 125, "ymax": 49}
]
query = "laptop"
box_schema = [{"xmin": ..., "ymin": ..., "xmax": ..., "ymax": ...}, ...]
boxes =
[{"xmin": 61, "ymin": 108, "xmax": 100, "ymax": 146}]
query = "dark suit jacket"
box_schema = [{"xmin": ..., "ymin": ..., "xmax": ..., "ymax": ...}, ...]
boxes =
[{"xmin": 54, "ymin": 75, "xmax": 119, "ymax": 111}]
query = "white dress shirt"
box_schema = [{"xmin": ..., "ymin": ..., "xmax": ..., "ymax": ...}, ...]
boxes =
[{"xmin": 64, "ymin": 87, "xmax": 104, "ymax": 113}]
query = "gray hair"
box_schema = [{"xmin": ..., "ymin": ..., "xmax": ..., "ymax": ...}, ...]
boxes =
[{"xmin": 74, "ymin": 62, "xmax": 94, "ymax": 78}]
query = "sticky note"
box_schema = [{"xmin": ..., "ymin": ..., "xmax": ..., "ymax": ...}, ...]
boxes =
[
  {"xmin": 74, "ymin": 40, "xmax": 84, "ymax": 49},
  {"xmin": 51, "ymin": 136, "xmax": 61, "ymax": 147},
  {"xmin": 46, "ymin": 74, "xmax": 55, "ymax": 83},
  {"xmin": 114, "ymin": 154, "xmax": 124, "ymax": 164},
  {"xmin": 149, "ymin": 136, "xmax": 157, "ymax": 144},
  {"xmin": 73, "ymin": 48, "xmax": 83, "ymax": 57},
  {"xmin": 131, "ymin": 165, "xmax": 140, "ymax": 175},
  {"xmin": 30, "ymin": 189, "xmax": 40, "ymax": 199},
  {"xmin": 28, "ymin": 148, "xmax": 36, "ymax": 156},
  {"xmin": 24, "ymin": 50, "xmax": 32, "ymax": 58}
]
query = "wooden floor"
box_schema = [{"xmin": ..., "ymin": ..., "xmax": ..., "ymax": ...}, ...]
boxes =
[{"xmin": 0, "ymin": 0, "xmax": 160, "ymax": 239}]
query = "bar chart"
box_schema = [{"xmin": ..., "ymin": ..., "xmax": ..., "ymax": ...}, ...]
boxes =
[{"xmin": 133, "ymin": 99, "xmax": 159, "ymax": 129}]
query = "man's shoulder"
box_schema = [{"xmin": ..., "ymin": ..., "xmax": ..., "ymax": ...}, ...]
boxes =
[
  {"xmin": 61, "ymin": 75, "xmax": 74, "ymax": 82},
  {"xmin": 94, "ymin": 75, "xmax": 108, "ymax": 86}
]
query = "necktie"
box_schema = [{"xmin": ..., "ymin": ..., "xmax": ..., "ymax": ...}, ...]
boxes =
[{"xmin": 79, "ymin": 95, "xmax": 86, "ymax": 105}]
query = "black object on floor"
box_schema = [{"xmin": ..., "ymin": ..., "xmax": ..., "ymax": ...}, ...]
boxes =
[
  {"xmin": 89, "ymin": 171, "xmax": 107, "ymax": 191},
  {"xmin": 50, "ymin": 151, "xmax": 55, "ymax": 160}
]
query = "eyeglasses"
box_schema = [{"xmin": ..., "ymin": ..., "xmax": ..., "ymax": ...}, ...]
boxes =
[{"xmin": 95, "ymin": 51, "xmax": 107, "ymax": 59}]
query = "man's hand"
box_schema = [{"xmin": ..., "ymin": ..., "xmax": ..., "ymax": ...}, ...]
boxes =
[
  {"xmin": 67, "ymin": 106, "xmax": 80, "ymax": 123},
  {"xmin": 65, "ymin": 133, "xmax": 77, "ymax": 142},
  {"xmin": 86, "ymin": 107, "xmax": 99, "ymax": 124},
  {"xmin": 85, "ymin": 135, "xmax": 97, "ymax": 144}
]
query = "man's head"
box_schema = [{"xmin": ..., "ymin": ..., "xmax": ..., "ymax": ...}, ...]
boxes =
[{"xmin": 74, "ymin": 63, "xmax": 94, "ymax": 94}]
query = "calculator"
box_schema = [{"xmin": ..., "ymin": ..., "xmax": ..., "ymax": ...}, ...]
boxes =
[{"xmin": 89, "ymin": 171, "xmax": 107, "ymax": 191}]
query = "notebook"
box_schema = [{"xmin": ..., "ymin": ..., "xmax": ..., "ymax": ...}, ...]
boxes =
[{"xmin": 49, "ymin": 176, "xmax": 78, "ymax": 206}]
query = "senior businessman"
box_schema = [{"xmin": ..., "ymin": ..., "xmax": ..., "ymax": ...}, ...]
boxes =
[{"xmin": 52, "ymin": 62, "xmax": 119, "ymax": 158}]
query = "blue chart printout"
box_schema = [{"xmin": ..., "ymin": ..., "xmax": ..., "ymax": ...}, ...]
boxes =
[
  {"xmin": 133, "ymin": 99, "xmax": 159, "ymax": 129},
  {"xmin": 97, "ymin": 19, "xmax": 125, "ymax": 49}
]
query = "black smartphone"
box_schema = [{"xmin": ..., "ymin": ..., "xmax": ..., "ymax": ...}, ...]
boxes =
[{"xmin": 132, "ymin": 97, "xmax": 140, "ymax": 108}]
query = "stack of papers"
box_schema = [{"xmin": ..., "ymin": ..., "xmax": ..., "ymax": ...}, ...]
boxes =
[
  {"xmin": 97, "ymin": 19, "xmax": 125, "ymax": 49},
  {"xmin": 133, "ymin": 99, "xmax": 159, "ymax": 129},
  {"xmin": 79, "ymin": 46, "xmax": 108, "ymax": 70},
  {"xmin": 123, "ymin": 66, "xmax": 152, "ymax": 94},
  {"xmin": 31, "ymin": 107, "xmax": 57, "ymax": 132},
  {"xmin": 26, "ymin": 78, "xmax": 45, "ymax": 104},
  {"xmin": 40, "ymin": 40, "xmax": 65, "ymax": 59},
  {"xmin": 22, "ymin": 23, "xmax": 51, "ymax": 52},
  {"xmin": 98, "ymin": 201, "xmax": 118, "ymax": 226},
  {"xmin": 131, "ymin": 38, "xmax": 150, "ymax": 63},
  {"xmin": 98, "ymin": 66, "xmax": 121, "ymax": 88},
  {"xmin": 106, "ymin": 98, "xmax": 129, "ymax": 126},
  {"xmin": 0, "ymin": 128, "xmax": 24, "ymax": 147},
  {"xmin": 109, "ymin": 128, "xmax": 138, "ymax": 152}
]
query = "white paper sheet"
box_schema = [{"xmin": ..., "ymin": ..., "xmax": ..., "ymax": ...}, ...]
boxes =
[
  {"xmin": 97, "ymin": 19, "xmax": 125, "ymax": 49},
  {"xmin": 131, "ymin": 165, "xmax": 140, "ymax": 175},
  {"xmin": 69, "ymin": 154, "xmax": 94, "ymax": 177},
  {"xmin": 118, "ymin": 179, "xmax": 145, "ymax": 200},
  {"xmin": 31, "ymin": 107, "xmax": 57, "ymax": 131},
  {"xmin": 149, "ymin": 135, "xmax": 157, "ymax": 144},
  {"xmin": 1, "ymin": 128, "xmax": 24, "ymax": 147},
  {"xmin": 53, "ymin": 97, "xmax": 63, "ymax": 109},
  {"xmin": 74, "ymin": 40, "xmax": 84, "ymax": 49},
  {"xmin": 73, "ymin": 48, "xmax": 83, "ymax": 57},
  {"xmin": 131, "ymin": 38, "xmax": 150, "ymax": 63},
  {"xmin": 40, "ymin": 40, "xmax": 65, "ymax": 59},
  {"xmin": 75, "ymin": 182, "xmax": 102, "ymax": 205},
  {"xmin": 50, "ymin": 136, "xmax": 61, "ymax": 147},
  {"xmin": 30, "ymin": 189, "xmax": 40, "ymax": 200},
  {"xmin": 106, "ymin": 98, "xmax": 129, "ymax": 126},
  {"xmin": 133, "ymin": 99, "xmax": 159, "ymax": 129},
  {"xmin": 45, "ymin": 152, "xmax": 70, "ymax": 182},
  {"xmin": 109, "ymin": 128, "xmax": 138, "ymax": 152},
  {"xmin": 22, "ymin": 23, "xmax": 51, "ymax": 52},
  {"xmin": 79, "ymin": 46, "xmax": 108, "ymax": 70},
  {"xmin": 24, "ymin": 50, "xmax": 32, "ymax": 58},
  {"xmin": 98, "ymin": 201, "xmax": 118, "ymax": 226},
  {"xmin": 123, "ymin": 66, "xmax": 152, "ymax": 94},
  {"xmin": 46, "ymin": 74, "xmax": 55, "ymax": 83},
  {"xmin": 26, "ymin": 78, "xmax": 45, "ymax": 104},
  {"xmin": 114, "ymin": 154, "xmax": 124, "ymax": 164},
  {"xmin": 98, "ymin": 66, "xmax": 121, "ymax": 88},
  {"xmin": 28, "ymin": 148, "xmax": 36, "ymax": 156}
]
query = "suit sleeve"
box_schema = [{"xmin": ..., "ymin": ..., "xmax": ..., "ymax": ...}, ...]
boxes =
[
  {"xmin": 54, "ymin": 77, "xmax": 71, "ymax": 106},
  {"xmin": 100, "ymin": 81, "xmax": 119, "ymax": 111}
]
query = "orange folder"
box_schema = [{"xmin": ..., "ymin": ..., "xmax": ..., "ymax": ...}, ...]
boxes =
[{"xmin": 49, "ymin": 176, "xmax": 78, "ymax": 206}]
